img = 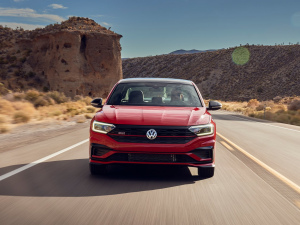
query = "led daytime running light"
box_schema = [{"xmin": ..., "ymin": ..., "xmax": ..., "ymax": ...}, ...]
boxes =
[
  {"xmin": 189, "ymin": 123, "xmax": 214, "ymax": 136},
  {"xmin": 92, "ymin": 121, "xmax": 115, "ymax": 134}
]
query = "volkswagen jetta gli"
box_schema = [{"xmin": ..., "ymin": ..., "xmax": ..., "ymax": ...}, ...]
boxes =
[{"xmin": 89, "ymin": 78, "xmax": 221, "ymax": 177}]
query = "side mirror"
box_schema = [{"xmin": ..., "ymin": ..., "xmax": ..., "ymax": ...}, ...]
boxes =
[
  {"xmin": 91, "ymin": 98, "xmax": 103, "ymax": 108},
  {"xmin": 207, "ymin": 101, "xmax": 222, "ymax": 110}
]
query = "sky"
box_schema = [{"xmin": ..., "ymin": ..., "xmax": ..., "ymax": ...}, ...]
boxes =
[{"xmin": 1, "ymin": 0, "xmax": 300, "ymax": 58}]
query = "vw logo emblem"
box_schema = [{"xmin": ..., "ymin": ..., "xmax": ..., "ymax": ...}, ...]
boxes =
[{"xmin": 146, "ymin": 129, "xmax": 157, "ymax": 140}]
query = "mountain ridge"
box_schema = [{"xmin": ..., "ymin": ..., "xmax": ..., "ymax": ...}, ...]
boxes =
[
  {"xmin": 169, "ymin": 49, "xmax": 216, "ymax": 55},
  {"xmin": 122, "ymin": 45, "xmax": 300, "ymax": 101}
]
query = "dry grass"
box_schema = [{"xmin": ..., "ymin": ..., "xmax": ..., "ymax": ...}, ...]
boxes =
[
  {"xmin": 0, "ymin": 114, "xmax": 11, "ymax": 133},
  {"xmin": 0, "ymin": 123, "xmax": 10, "ymax": 133},
  {"xmin": 217, "ymin": 97, "xmax": 300, "ymax": 126},
  {"xmin": 13, "ymin": 111, "xmax": 30, "ymax": 123},
  {"xmin": 0, "ymin": 89, "xmax": 95, "ymax": 133}
]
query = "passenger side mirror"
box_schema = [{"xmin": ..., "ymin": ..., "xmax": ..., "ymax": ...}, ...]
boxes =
[
  {"xmin": 91, "ymin": 98, "xmax": 103, "ymax": 108},
  {"xmin": 207, "ymin": 101, "xmax": 222, "ymax": 110}
]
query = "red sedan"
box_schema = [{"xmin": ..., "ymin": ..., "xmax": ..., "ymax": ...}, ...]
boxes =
[{"xmin": 89, "ymin": 78, "xmax": 221, "ymax": 178}]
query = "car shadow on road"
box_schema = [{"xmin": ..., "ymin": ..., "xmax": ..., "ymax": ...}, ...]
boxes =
[{"xmin": 0, "ymin": 159, "xmax": 205, "ymax": 197}]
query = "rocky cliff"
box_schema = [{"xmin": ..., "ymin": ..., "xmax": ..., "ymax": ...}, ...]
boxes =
[
  {"xmin": 123, "ymin": 45, "xmax": 300, "ymax": 101},
  {"xmin": 0, "ymin": 17, "xmax": 122, "ymax": 97}
]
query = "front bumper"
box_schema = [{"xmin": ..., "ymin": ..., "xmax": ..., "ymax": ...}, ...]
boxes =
[{"xmin": 89, "ymin": 132, "xmax": 215, "ymax": 167}]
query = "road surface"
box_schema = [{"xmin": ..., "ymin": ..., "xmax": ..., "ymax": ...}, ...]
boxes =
[{"xmin": 0, "ymin": 111, "xmax": 299, "ymax": 224}]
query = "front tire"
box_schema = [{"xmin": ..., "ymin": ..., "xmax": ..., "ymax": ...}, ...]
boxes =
[
  {"xmin": 90, "ymin": 163, "xmax": 107, "ymax": 175},
  {"xmin": 198, "ymin": 167, "xmax": 214, "ymax": 178}
]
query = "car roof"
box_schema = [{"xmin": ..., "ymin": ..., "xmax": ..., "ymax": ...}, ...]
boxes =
[{"xmin": 119, "ymin": 78, "xmax": 194, "ymax": 85}]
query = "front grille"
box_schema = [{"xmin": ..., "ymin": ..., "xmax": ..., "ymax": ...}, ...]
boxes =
[
  {"xmin": 108, "ymin": 125, "xmax": 196, "ymax": 144},
  {"xmin": 108, "ymin": 135, "xmax": 194, "ymax": 144},
  {"xmin": 109, "ymin": 125, "xmax": 195, "ymax": 136}
]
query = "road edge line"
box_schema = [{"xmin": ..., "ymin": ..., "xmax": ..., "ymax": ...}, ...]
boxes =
[
  {"xmin": 217, "ymin": 132, "xmax": 300, "ymax": 195},
  {"xmin": 0, "ymin": 139, "xmax": 89, "ymax": 182}
]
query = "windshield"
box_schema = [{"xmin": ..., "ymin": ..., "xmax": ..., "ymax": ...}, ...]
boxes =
[{"xmin": 107, "ymin": 82, "xmax": 202, "ymax": 107}]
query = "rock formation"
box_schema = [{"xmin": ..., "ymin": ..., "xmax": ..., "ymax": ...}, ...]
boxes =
[{"xmin": 0, "ymin": 17, "xmax": 122, "ymax": 98}]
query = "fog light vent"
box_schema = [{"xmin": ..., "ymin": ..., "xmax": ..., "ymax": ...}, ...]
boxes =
[
  {"xmin": 192, "ymin": 147, "xmax": 213, "ymax": 159},
  {"xmin": 92, "ymin": 145, "xmax": 111, "ymax": 157}
]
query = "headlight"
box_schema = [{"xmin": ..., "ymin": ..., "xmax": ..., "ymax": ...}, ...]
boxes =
[
  {"xmin": 92, "ymin": 120, "xmax": 116, "ymax": 134},
  {"xmin": 189, "ymin": 123, "xmax": 214, "ymax": 136}
]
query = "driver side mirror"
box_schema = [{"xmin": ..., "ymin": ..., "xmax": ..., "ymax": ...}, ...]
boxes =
[
  {"xmin": 207, "ymin": 101, "xmax": 222, "ymax": 110},
  {"xmin": 91, "ymin": 98, "xmax": 103, "ymax": 108}
]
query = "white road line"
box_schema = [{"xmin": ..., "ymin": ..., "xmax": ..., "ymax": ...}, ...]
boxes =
[
  {"xmin": 0, "ymin": 139, "xmax": 89, "ymax": 182},
  {"xmin": 215, "ymin": 111, "xmax": 300, "ymax": 133}
]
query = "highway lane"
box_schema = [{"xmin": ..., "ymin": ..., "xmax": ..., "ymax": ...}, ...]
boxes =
[
  {"xmin": 211, "ymin": 110, "xmax": 300, "ymax": 187},
  {"xmin": 0, "ymin": 113, "xmax": 300, "ymax": 224}
]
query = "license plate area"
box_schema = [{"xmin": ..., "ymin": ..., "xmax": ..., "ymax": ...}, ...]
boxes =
[{"xmin": 128, "ymin": 153, "xmax": 176, "ymax": 162}]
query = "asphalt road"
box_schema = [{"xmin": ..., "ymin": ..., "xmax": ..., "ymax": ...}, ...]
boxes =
[{"xmin": 0, "ymin": 111, "xmax": 299, "ymax": 225}]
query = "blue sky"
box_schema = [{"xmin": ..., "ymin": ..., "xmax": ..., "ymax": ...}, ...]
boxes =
[{"xmin": 1, "ymin": 0, "xmax": 300, "ymax": 58}]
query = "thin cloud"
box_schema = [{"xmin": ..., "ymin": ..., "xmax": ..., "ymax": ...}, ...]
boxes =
[
  {"xmin": 13, "ymin": 0, "xmax": 24, "ymax": 2},
  {"xmin": 0, "ymin": 22, "xmax": 45, "ymax": 30},
  {"xmin": 0, "ymin": 7, "xmax": 65, "ymax": 22},
  {"xmin": 101, "ymin": 22, "xmax": 111, "ymax": 26},
  {"xmin": 91, "ymin": 15, "xmax": 104, "ymax": 18},
  {"xmin": 48, "ymin": 4, "xmax": 68, "ymax": 9}
]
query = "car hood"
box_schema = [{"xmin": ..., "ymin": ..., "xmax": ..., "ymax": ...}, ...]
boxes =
[{"xmin": 94, "ymin": 105, "xmax": 211, "ymax": 126}]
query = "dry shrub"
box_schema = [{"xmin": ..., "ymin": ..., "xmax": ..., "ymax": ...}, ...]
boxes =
[
  {"xmin": 85, "ymin": 114, "xmax": 93, "ymax": 119},
  {"xmin": 256, "ymin": 104, "xmax": 265, "ymax": 111},
  {"xmin": 290, "ymin": 115, "xmax": 300, "ymax": 126},
  {"xmin": 13, "ymin": 92, "xmax": 25, "ymax": 101},
  {"xmin": 60, "ymin": 115, "xmax": 69, "ymax": 120},
  {"xmin": 46, "ymin": 91, "xmax": 69, "ymax": 104},
  {"xmin": 64, "ymin": 101, "xmax": 87, "ymax": 115},
  {"xmin": 3, "ymin": 93, "xmax": 14, "ymax": 101},
  {"xmin": 73, "ymin": 95, "xmax": 83, "ymax": 101},
  {"xmin": 86, "ymin": 106, "xmax": 95, "ymax": 113},
  {"xmin": 0, "ymin": 114, "xmax": 7, "ymax": 123},
  {"xmin": 234, "ymin": 107, "xmax": 243, "ymax": 113},
  {"xmin": 12, "ymin": 101, "xmax": 36, "ymax": 116},
  {"xmin": 272, "ymin": 104, "xmax": 286, "ymax": 112},
  {"xmin": 221, "ymin": 103, "xmax": 233, "ymax": 111},
  {"xmin": 13, "ymin": 111, "xmax": 30, "ymax": 123},
  {"xmin": 0, "ymin": 123, "xmax": 10, "ymax": 133},
  {"xmin": 51, "ymin": 110, "xmax": 62, "ymax": 116},
  {"xmin": 244, "ymin": 107, "xmax": 255, "ymax": 116},
  {"xmin": 0, "ymin": 99, "xmax": 15, "ymax": 115},
  {"xmin": 288, "ymin": 100, "xmax": 300, "ymax": 111},
  {"xmin": 34, "ymin": 96, "xmax": 49, "ymax": 107},
  {"xmin": 33, "ymin": 95, "xmax": 55, "ymax": 107},
  {"xmin": 218, "ymin": 98, "xmax": 300, "ymax": 126},
  {"xmin": 38, "ymin": 104, "xmax": 67, "ymax": 118},
  {"xmin": 247, "ymin": 99, "xmax": 260, "ymax": 108},
  {"xmin": 273, "ymin": 96, "xmax": 282, "ymax": 103},
  {"xmin": 25, "ymin": 89, "xmax": 40, "ymax": 102},
  {"xmin": 81, "ymin": 96, "xmax": 93, "ymax": 105},
  {"xmin": 0, "ymin": 82, "xmax": 10, "ymax": 95},
  {"xmin": 273, "ymin": 113, "xmax": 291, "ymax": 124}
]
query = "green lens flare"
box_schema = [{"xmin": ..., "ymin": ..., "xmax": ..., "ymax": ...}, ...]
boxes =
[{"xmin": 231, "ymin": 47, "xmax": 250, "ymax": 65}]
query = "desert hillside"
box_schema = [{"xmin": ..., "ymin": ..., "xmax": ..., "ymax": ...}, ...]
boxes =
[
  {"xmin": 123, "ymin": 45, "xmax": 300, "ymax": 101},
  {"xmin": 0, "ymin": 17, "xmax": 122, "ymax": 98}
]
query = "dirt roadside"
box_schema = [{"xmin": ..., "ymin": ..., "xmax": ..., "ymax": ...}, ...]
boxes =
[{"xmin": 0, "ymin": 118, "xmax": 90, "ymax": 153}]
